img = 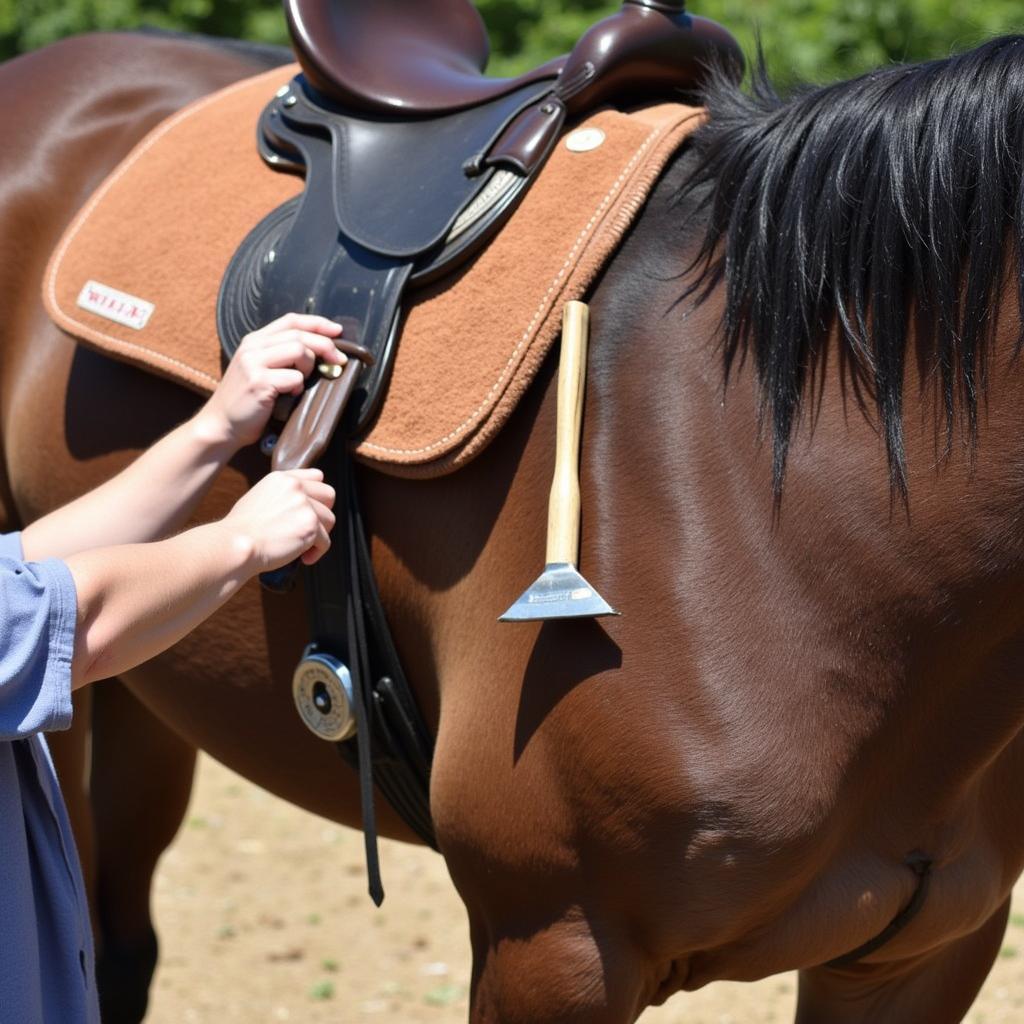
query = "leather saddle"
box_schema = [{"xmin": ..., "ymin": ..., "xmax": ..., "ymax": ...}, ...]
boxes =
[
  {"xmin": 218, "ymin": 0, "xmax": 741, "ymax": 436},
  {"xmin": 216, "ymin": 0, "xmax": 740, "ymax": 903}
]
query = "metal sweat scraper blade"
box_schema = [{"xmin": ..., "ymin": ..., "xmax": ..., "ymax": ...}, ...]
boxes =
[{"xmin": 500, "ymin": 301, "xmax": 619, "ymax": 622}]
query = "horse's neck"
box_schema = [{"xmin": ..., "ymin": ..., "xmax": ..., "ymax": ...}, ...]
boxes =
[{"xmin": 565, "ymin": 150, "xmax": 1024, "ymax": 826}]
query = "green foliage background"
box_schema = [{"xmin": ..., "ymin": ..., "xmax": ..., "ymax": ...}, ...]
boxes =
[{"xmin": 2, "ymin": 0, "xmax": 1023, "ymax": 84}]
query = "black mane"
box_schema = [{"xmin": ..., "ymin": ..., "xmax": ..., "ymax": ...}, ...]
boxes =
[{"xmin": 679, "ymin": 35, "xmax": 1024, "ymax": 495}]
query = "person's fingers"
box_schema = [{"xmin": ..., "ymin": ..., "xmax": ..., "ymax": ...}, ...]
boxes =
[
  {"xmin": 287, "ymin": 330, "xmax": 346, "ymax": 364},
  {"xmin": 299, "ymin": 332, "xmax": 348, "ymax": 363},
  {"xmin": 265, "ymin": 367, "xmax": 306, "ymax": 396},
  {"xmin": 300, "ymin": 521, "xmax": 332, "ymax": 565},
  {"xmin": 257, "ymin": 340, "xmax": 317, "ymax": 377},
  {"xmin": 266, "ymin": 332, "xmax": 348, "ymax": 363},
  {"xmin": 246, "ymin": 312, "xmax": 343, "ymax": 340},
  {"xmin": 300, "ymin": 480, "xmax": 336, "ymax": 508},
  {"xmin": 247, "ymin": 336, "xmax": 347, "ymax": 377},
  {"xmin": 310, "ymin": 498, "xmax": 337, "ymax": 534},
  {"xmin": 281, "ymin": 468, "xmax": 325, "ymax": 483}
]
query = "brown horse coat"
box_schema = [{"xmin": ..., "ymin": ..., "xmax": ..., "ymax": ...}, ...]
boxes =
[{"xmin": 1, "ymin": 31, "xmax": 1023, "ymax": 1024}]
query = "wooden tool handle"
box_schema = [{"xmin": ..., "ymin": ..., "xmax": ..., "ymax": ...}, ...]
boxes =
[{"xmin": 545, "ymin": 301, "xmax": 589, "ymax": 565}]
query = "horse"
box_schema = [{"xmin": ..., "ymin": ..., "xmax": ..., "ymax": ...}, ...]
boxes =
[{"xmin": 3, "ymin": 23, "xmax": 1024, "ymax": 1024}]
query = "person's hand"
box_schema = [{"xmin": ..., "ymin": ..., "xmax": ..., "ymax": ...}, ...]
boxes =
[
  {"xmin": 222, "ymin": 469, "xmax": 336, "ymax": 571},
  {"xmin": 196, "ymin": 313, "xmax": 346, "ymax": 449}
]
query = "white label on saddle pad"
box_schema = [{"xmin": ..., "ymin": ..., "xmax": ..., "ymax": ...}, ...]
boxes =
[{"xmin": 77, "ymin": 280, "xmax": 155, "ymax": 331}]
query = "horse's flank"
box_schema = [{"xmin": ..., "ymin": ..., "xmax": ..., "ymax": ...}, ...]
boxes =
[{"xmin": 1, "ymin": 29, "xmax": 1023, "ymax": 1024}]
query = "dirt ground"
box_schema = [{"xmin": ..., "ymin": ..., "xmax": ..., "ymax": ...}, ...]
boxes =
[{"xmin": 145, "ymin": 754, "xmax": 1024, "ymax": 1024}]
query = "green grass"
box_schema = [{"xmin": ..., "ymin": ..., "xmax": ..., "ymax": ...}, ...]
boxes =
[
  {"xmin": 309, "ymin": 981, "xmax": 335, "ymax": 1001},
  {"xmin": 424, "ymin": 983, "xmax": 464, "ymax": 1007}
]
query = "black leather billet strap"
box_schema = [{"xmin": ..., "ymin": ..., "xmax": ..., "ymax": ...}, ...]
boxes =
[
  {"xmin": 304, "ymin": 452, "xmax": 437, "ymax": 903},
  {"xmin": 342, "ymin": 507, "xmax": 384, "ymax": 906},
  {"xmin": 347, "ymin": 485, "xmax": 436, "ymax": 844}
]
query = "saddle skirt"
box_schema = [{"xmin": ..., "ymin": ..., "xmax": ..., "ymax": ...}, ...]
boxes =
[{"xmin": 43, "ymin": 65, "xmax": 702, "ymax": 477}]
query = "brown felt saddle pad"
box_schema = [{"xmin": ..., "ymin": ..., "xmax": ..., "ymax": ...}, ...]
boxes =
[{"xmin": 44, "ymin": 65, "xmax": 702, "ymax": 477}]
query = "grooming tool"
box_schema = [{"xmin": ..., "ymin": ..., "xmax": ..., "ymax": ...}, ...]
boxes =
[{"xmin": 500, "ymin": 300, "xmax": 618, "ymax": 621}]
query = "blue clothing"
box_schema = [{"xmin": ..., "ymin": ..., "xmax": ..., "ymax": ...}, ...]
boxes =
[{"xmin": 0, "ymin": 531, "xmax": 99, "ymax": 1023}]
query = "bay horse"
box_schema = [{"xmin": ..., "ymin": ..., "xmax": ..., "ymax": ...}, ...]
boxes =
[{"xmin": 3, "ymin": 25, "xmax": 1024, "ymax": 1024}]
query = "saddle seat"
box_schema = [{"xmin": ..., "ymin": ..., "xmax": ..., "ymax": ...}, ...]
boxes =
[
  {"xmin": 287, "ymin": 0, "xmax": 565, "ymax": 115},
  {"xmin": 286, "ymin": 0, "xmax": 740, "ymax": 119}
]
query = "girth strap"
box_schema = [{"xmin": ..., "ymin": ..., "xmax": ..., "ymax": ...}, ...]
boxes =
[{"xmin": 305, "ymin": 452, "xmax": 436, "ymax": 904}]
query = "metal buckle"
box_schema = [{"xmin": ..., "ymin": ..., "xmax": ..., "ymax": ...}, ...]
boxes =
[{"xmin": 292, "ymin": 645, "xmax": 357, "ymax": 741}]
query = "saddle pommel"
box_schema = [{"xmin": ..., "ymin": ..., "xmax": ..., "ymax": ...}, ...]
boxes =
[{"xmin": 486, "ymin": 2, "xmax": 742, "ymax": 174}]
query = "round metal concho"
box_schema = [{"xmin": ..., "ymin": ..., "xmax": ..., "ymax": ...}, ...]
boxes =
[
  {"xmin": 565, "ymin": 127, "xmax": 606, "ymax": 153},
  {"xmin": 292, "ymin": 652, "xmax": 357, "ymax": 742}
]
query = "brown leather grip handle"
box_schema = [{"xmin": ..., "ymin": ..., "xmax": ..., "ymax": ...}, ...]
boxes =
[
  {"xmin": 260, "ymin": 338, "xmax": 375, "ymax": 594},
  {"xmin": 271, "ymin": 358, "xmax": 364, "ymax": 471}
]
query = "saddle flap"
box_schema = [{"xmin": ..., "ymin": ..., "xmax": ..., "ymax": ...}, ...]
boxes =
[{"xmin": 333, "ymin": 94, "xmax": 533, "ymax": 257}]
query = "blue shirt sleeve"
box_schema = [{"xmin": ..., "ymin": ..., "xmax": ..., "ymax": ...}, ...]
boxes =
[{"xmin": 0, "ymin": 532, "xmax": 78, "ymax": 739}]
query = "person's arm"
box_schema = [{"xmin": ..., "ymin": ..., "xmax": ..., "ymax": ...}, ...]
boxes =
[
  {"xmin": 67, "ymin": 469, "xmax": 334, "ymax": 688},
  {"xmin": 21, "ymin": 313, "xmax": 345, "ymax": 561}
]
